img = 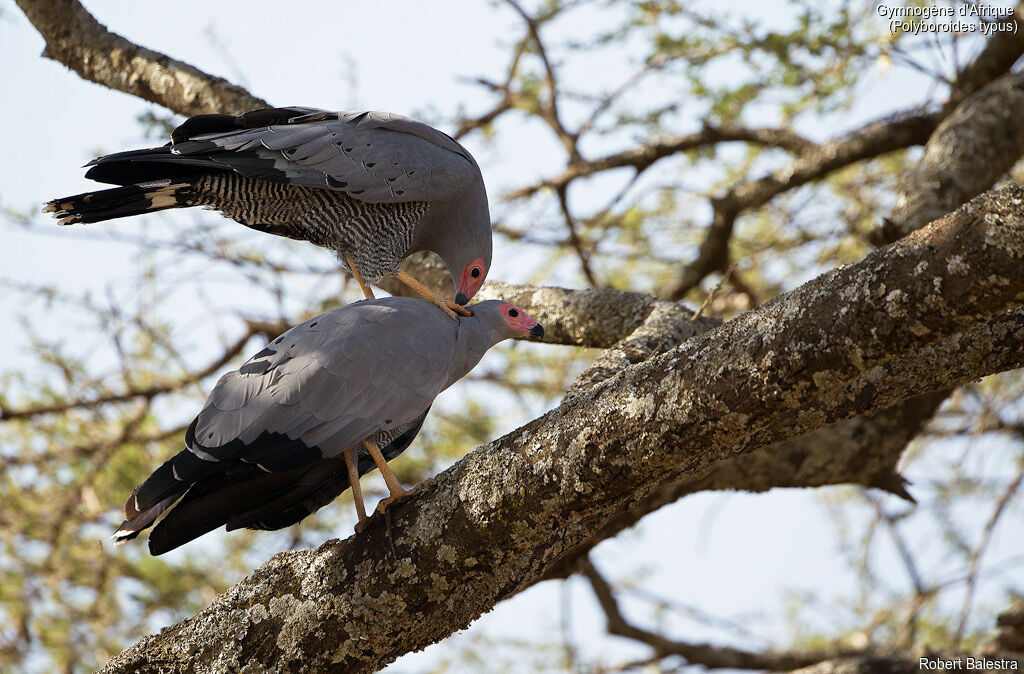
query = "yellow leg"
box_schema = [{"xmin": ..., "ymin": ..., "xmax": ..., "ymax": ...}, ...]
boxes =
[
  {"xmin": 345, "ymin": 254, "xmax": 375, "ymax": 300},
  {"xmin": 364, "ymin": 439, "xmax": 407, "ymax": 500},
  {"xmin": 394, "ymin": 270, "xmax": 471, "ymax": 319},
  {"xmin": 344, "ymin": 448, "xmax": 368, "ymax": 526}
]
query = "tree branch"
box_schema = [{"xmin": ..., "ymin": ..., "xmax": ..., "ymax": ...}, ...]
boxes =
[
  {"xmin": 378, "ymin": 253, "xmax": 717, "ymax": 347},
  {"xmin": 0, "ymin": 326, "xmax": 263, "ymax": 421},
  {"xmin": 659, "ymin": 109, "xmax": 942, "ymax": 299},
  {"xmin": 881, "ymin": 71, "xmax": 1024, "ymax": 242},
  {"xmin": 99, "ymin": 185, "xmax": 1024, "ymax": 673},
  {"xmin": 946, "ymin": 3, "xmax": 1024, "ymax": 107},
  {"xmin": 507, "ymin": 124, "xmax": 819, "ymax": 200},
  {"xmin": 15, "ymin": 0, "xmax": 268, "ymax": 116},
  {"xmin": 666, "ymin": 17, "xmax": 1024, "ymax": 300},
  {"xmin": 580, "ymin": 557, "xmax": 860, "ymax": 670}
]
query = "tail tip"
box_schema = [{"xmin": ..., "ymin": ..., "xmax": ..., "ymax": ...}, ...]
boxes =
[
  {"xmin": 112, "ymin": 522, "xmax": 141, "ymax": 545},
  {"xmin": 42, "ymin": 200, "xmax": 81, "ymax": 225}
]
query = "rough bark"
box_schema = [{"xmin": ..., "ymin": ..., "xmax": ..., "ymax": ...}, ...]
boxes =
[
  {"xmin": 567, "ymin": 50, "xmax": 1024, "ymax": 574},
  {"xmin": 15, "ymin": 0, "xmax": 268, "ymax": 116},
  {"xmin": 99, "ymin": 186, "xmax": 1024, "ymax": 673},
  {"xmin": 946, "ymin": 3, "xmax": 1024, "ymax": 106},
  {"xmin": 883, "ymin": 71, "xmax": 1024, "ymax": 241},
  {"xmin": 379, "ymin": 253, "xmax": 720, "ymax": 348}
]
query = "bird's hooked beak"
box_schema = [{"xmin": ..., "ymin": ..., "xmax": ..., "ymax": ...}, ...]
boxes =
[
  {"xmin": 528, "ymin": 323, "xmax": 544, "ymax": 339},
  {"xmin": 455, "ymin": 291, "xmax": 470, "ymax": 306}
]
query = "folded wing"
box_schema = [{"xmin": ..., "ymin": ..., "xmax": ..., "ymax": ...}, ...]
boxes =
[
  {"xmin": 87, "ymin": 109, "xmax": 480, "ymax": 205},
  {"xmin": 116, "ymin": 298, "xmax": 456, "ymax": 553}
]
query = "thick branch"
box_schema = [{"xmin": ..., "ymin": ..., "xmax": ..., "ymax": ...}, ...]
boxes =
[
  {"xmin": 882, "ymin": 71, "xmax": 1024, "ymax": 242},
  {"xmin": 15, "ymin": 0, "xmax": 268, "ymax": 116},
  {"xmin": 542, "ymin": 391, "xmax": 942, "ymax": 580},
  {"xmin": 947, "ymin": 3, "xmax": 1024, "ymax": 106},
  {"xmin": 100, "ymin": 186, "xmax": 1024, "ymax": 673},
  {"xmin": 378, "ymin": 252, "xmax": 716, "ymax": 348}
]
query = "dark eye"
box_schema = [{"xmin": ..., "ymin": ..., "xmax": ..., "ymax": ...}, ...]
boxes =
[
  {"xmin": 470, "ymin": 267, "xmax": 481, "ymax": 279},
  {"xmin": 508, "ymin": 308, "xmax": 519, "ymax": 317}
]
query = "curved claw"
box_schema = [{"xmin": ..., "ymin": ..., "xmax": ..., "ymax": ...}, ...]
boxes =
[
  {"xmin": 436, "ymin": 301, "xmax": 458, "ymax": 320},
  {"xmin": 374, "ymin": 477, "xmax": 434, "ymax": 514},
  {"xmin": 442, "ymin": 299, "xmax": 472, "ymax": 319},
  {"xmin": 394, "ymin": 270, "xmax": 471, "ymax": 321}
]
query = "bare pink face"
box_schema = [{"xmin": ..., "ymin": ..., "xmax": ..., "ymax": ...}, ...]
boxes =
[
  {"xmin": 499, "ymin": 302, "xmax": 544, "ymax": 338},
  {"xmin": 456, "ymin": 257, "xmax": 487, "ymax": 305}
]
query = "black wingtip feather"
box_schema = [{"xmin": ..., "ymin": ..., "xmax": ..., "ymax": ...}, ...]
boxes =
[
  {"xmin": 125, "ymin": 408, "xmax": 432, "ymax": 553},
  {"xmin": 45, "ymin": 182, "xmax": 191, "ymax": 225}
]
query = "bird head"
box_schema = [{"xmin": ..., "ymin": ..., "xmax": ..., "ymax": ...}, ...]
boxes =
[
  {"xmin": 468, "ymin": 300, "xmax": 544, "ymax": 342},
  {"xmin": 454, "ymin": 256, "xmax": 488, "ymax": 305},
  {"xmin": 427, "ymin": 187, "xmax": 492, "ymax": 305}
]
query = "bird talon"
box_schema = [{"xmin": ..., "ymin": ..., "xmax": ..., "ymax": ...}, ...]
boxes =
[
  {"xmin": 374, "ymin": 478, "xmax": 433, "ymax": 515},
  {"xmin": 435, "ymin": 299, "xmax": 470, "ymax": 320},
  {"xmin": 375, "ymin": 493, "xmax": 407, "ymax": 514},
  {"xmin": 437, "ymin": 302, "xmax": 459, "ymax": 320}
]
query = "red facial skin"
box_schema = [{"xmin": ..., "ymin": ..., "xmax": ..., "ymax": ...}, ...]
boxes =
[
  {"xmin": 499, "ymin": 302, "xmax": 541, "ymax": 335},
  {"xmin": 457, "ymin": 257, "xmax": 487, "ymax": 302}
]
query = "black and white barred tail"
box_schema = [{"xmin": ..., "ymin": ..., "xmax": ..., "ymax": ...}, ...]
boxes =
[{"xmin": 44, "ymin": 179, "xmax": 193, "ymax": 225}]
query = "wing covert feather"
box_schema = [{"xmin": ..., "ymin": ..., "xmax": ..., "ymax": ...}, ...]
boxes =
[
  {"xmin": 172, "ymin": 111, "xmax": 480, "ymax": 204},
  {"xmin": 193, "ymin": 299, "xmax": 456, "ymax": 462}
]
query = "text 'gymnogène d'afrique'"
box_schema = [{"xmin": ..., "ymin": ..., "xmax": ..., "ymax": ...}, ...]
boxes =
[{"xmin": 877, "ymin": 3, "xmax": 1018, "ymax": 36}]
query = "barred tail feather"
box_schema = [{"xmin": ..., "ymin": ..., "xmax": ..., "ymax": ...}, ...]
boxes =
[
  {"xmin": 112, "ymin": 492, "xmax": 180, "ymax": 545},
  {"xmin": 44, "ymin": 180, "xmax": 192, "ymax": 225},
  {"xmin": 112, "ymin": 429, "xmax": 216, "ymax": 546}
]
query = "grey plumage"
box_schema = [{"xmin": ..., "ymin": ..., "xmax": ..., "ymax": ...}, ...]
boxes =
[
  {"xmin": 113, "ymin": 297, "xmax": 543, "ymax": 554},
  {"xmin": 45, "ymin": 108, "xmax": 493, "ymax": 296}
]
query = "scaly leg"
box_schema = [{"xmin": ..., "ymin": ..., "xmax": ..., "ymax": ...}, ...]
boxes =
[
  {"xmin": 344, "ymin": 254, "xmax": 375, "ymax": 300},
  {"xmin": 394, "ymin": 269, "xmax": 471, "ymax": 320},
  {"xmin": 344, "ymin": 448, "xmax": 368, "ymax": 532},
  {"xmin": 364, "ymin": 439, "xmax": 407, "ymax": 507}
]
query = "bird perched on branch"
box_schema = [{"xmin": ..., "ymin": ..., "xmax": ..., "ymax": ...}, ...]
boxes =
[
  {"xmin": 113, "ymin": 297, "xmax": 543, "ymax": 555},
  {"xmin": 45, "ymin": 107, "xmax": 492, "ymax": 318}
]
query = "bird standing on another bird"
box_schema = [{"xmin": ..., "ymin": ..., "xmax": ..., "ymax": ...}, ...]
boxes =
[
  {"xmin": 45, "ymin": 108, "xmax": 492, "ymax": 318},
  {"xmin": 113, "ymin": 297, "xmax": 543, "ymax": 555}
]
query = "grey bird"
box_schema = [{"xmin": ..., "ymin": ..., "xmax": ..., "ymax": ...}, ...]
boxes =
[
  {"xmin": 44, "ymin": 107, "xmax": 493, "ymax": 317},
  {"xmin": 112, "ymin": 297, "xmax": 543, "ymax": 555}
]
